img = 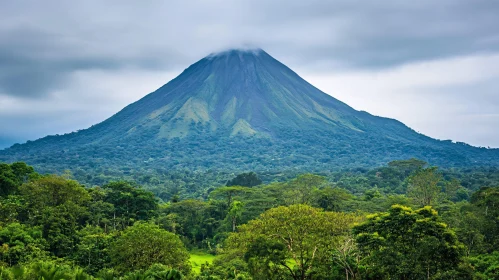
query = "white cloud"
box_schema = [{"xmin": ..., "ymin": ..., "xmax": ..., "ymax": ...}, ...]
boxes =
[{"xmin": 302, "ymin": 53, "xmax": 499, "ymax": 147}]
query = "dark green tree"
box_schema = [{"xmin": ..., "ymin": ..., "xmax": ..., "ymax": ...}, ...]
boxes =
[
  {"xmin": 388, "ymin": 158, "xmax": 427, "ymax": 176},
  {"xmin": 0, "ymin": 162, "xmax": 37, "ymax": 197},
  {"xmin": 19, "ymin": 176, "xmax": 91, "ymax": 257},
  {"xmin": 226, "ymin": 172, "xmax": 262, "ymax": 187},
  {"xmin": 102, "ymin": 181, "xmax": 158, "ymax": 229},
  {"xmin": 354, "ymin": 205, "xmax": 466, "ymax": 279}
]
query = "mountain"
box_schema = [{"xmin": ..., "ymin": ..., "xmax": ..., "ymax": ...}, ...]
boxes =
[{"xmin": 1, "ymin": 48, "xmax": 498, "ymax": 182}]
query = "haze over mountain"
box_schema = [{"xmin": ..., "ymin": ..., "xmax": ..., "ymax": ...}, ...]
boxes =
[{"xmin": 1, "ymin": 49, "xmax": 498, "ymax": 180}]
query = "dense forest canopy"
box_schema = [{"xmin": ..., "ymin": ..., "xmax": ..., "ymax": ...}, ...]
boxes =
[{"xmin": 0, "ymin": 160, "xmax": 498, "ymax": 279}]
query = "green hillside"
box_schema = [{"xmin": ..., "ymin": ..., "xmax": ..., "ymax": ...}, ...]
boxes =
[{"xmin": 0, "ymin": 49, "xmax": 498, "ymax": 187}]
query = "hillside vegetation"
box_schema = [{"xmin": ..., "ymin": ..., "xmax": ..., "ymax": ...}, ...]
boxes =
[{"xmin": 2, "ymin": 49, "xmax": 498, "ymax": 184}]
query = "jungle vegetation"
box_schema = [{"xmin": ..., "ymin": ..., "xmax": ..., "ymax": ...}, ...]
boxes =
[{"xmin": 0, "ymin": 159, "xmax": 498, "ymax": 279}]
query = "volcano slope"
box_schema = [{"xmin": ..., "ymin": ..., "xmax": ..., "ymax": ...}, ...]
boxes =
[{"xmin": 1, "ymin": 49, "xmax": 498, "ymax": 182}]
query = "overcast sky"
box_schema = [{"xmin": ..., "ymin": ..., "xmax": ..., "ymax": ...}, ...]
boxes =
[{"xmin": 1, "ymin": 0, "xmax": 499, "ymax": 149}]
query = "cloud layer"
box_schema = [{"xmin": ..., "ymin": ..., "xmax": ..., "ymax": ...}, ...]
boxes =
[{"xmin": 0, "ymin": 0, "xmax": 498, "ymax": 148}]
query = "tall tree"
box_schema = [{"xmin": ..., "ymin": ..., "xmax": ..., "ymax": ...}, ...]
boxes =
[
  {"xmin": 266, "ymin": 174, "xmax": 328, "ymax": 205},
  {"xmin": 72, "ymin": 226, "xmax": 115, "ymax": 275},
  {"xmin": 407, "ymin": 167, "xmax": 442, "ymax": 206},
  {"xmin": 227, "ymin": 200, "xmax": 244, "ymax": 232},
  {"xmin": 470, "ymin": 186, "xmax": 499, "ymax": 250},
  {"xmin": 444, "ymin": 178, "xmax": 460, "ymax": 200},
  {"xmin": 19, "ymin": 176, "xmax": 91, "ymax": 257},
  {"xmin": 354, "ymin": 205, "xmax": 465, "ymax": 279},
  {"xmin": 209, "ymin": 186, "xmax": 252, "ymax": 208},
  {"xmin": 224, "ymin": 204, "xmax": 358, "ymax": 280},
  {"xmin": 102, "ymin": 181, "xmax": 158, "ymax": 229}
]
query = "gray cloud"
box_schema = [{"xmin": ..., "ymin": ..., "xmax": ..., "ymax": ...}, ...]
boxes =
[
  {"xmin": 0, "ymin": 24, "xmax": 186, "ymax": 97},
  {"xmin": 1, "ymin": 0, "xmax": 498, "ymax": 97}
]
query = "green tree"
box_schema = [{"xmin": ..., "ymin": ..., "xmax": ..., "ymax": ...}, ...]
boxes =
[
  {"xmin": 407, "ymin": 167, "xmax": 442, "ymax": 206},
  {"xmin": 353, "ymin": 205, "xmax": 465, "ymax": 279},
  {"xmin": 388, "ymin": 158, "xmax": 427, "ymax": 176},
  {"xmin": 227, "ymin": 201, "xmax": 244, "ymax": 232},
  {"xmin": 471, "ymin": 186, "xmax": 499, "ymax": 218},
  {"xmin": 19, "ymin": 175, "xmax": 90, "ymax": 210},
  {"xmin": 0, "ymin": 162, "xmax": 37, "ymax": 197},
  {"xmin": 440, "ymin": 201, "xmax": 489, "ymax": 256},
  {"xmin": 226, "ymin": 172, "xmax": 262, "ymax": 187},
  {"xmin": 468, "ymin": 251, "xmax": 499, "ymax": 279},
  {"xmin": 0, "ymin": 223, "xmax": 47, "ymax": 266},
  {"xmin": 284, "ymin": 174, "xmax": 328, "ymax": 205},
  {"xmin": 72, "ymin": 226, "xmax": 115, "ymax": 275},
  {"xmin": 0, "ymin": 195, "xmax": 25, "ymax": 225},
  {"xmin": 159, "ymin": 199, "xmax": 217, "ymax": 245},
  {"xmin": 109, "ymin": 222, "xmax": 190, "ymax": 274},
  {"xmin": 313, "ymin": 187, "xmax": 353, "ymax": 211},
  {"xmin": 444, "ymin": 178, "xmax": 461, "ymax": 201},
  {"xmin": 103, "ymin": 181, "xmax": 158, "ymax": 229},
  {"xmin": 87, "ymin": 187, "xmax": 114, "ymax": 231},
  {"xmin": 224, "ymin": 204, "xmax": 358, "ymax": 280},
  {"xmin": 19, "ymin": 176, "xmax": 91, "ymax": 257},
  {"xmin": 210, "ymin": 186, "xmax": 252, "ymax": 208},
  {"xmin": 470, "ymin": 186, "xmax": 499, "ymax": 250},
  {"xmin": 145, "ymin": 264, "xmax": 184, "ymax": 280},
  {"xmin": 0, "ymin": 260, "xmax": 91, "ymax": 280}
]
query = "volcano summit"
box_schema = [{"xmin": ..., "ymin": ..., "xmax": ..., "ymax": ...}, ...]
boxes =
[{"xmin": 1, "ymin": 49, "xmax": 498, "ymax": 177}]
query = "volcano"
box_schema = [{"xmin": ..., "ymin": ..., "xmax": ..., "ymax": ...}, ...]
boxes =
[{"xmin": 1, "ymin": 49, "xmax": 498, "ymax": 178}]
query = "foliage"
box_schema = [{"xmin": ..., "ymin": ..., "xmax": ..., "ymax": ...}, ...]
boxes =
[
  {"xmin": 0, "ymin": 161, "xmax": 497, "ymax": 279},
  {"xmin": 353, "ymin": 205, "xmax": 466, "ymax": 279},
  {"xmin": 109, "ymin": 222, "xmax": 190, "ymax": 274},
  {"xmin": 0, "ymin": 260, "xmax": 92, "ymax": 280},
  {"xmin": 407, "ymin": 167, "xmax": 442, "ymax": 206},
  {"xmin": 19, "ymin": 176, "xmax": 91, "ymax": 257},
  {"xmin": 226, "ymin": 172, "xmax": 262, "ymax": 187},
  {"xmin": 0, "ymin": 162, "xmax": 37, "ymax": 197},
  {"xmin": 72, "ymin": 226, "xmax": 115, "ymax": 275},
  {"xmin": 468, "ymin": 251, "xmax": 499, "ymax": 279},
  {"xmin": 0, "ymin": 223, "xmax": 47, "ymax": 266},
  {"xmin": 470, "ymin": 186, "xmax": 499, "ymax": 251},
  {"xmin": 223, "ymin": 204, "xmax": 359, "ymax": 280},
  {"xmin": 102, "ymin": 181, "xmax": 158, "ymax": 229}
]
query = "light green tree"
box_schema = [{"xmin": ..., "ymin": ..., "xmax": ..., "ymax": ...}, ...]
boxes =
[
  {"xmin": 109, "ymin": 222, "xmax": 190, "ymax": 274},
  {"xmin": 227, "ymin": 200, "xmax": 244, "ymax": 232},
  {"xmin": 224, "ymin": 204, "xmax": 358, "ymax": 280}
]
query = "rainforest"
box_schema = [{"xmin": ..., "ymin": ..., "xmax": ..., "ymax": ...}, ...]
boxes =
[{"xmin": 0, "ymin": 160, "xmax": 498, "ymax": 279}]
